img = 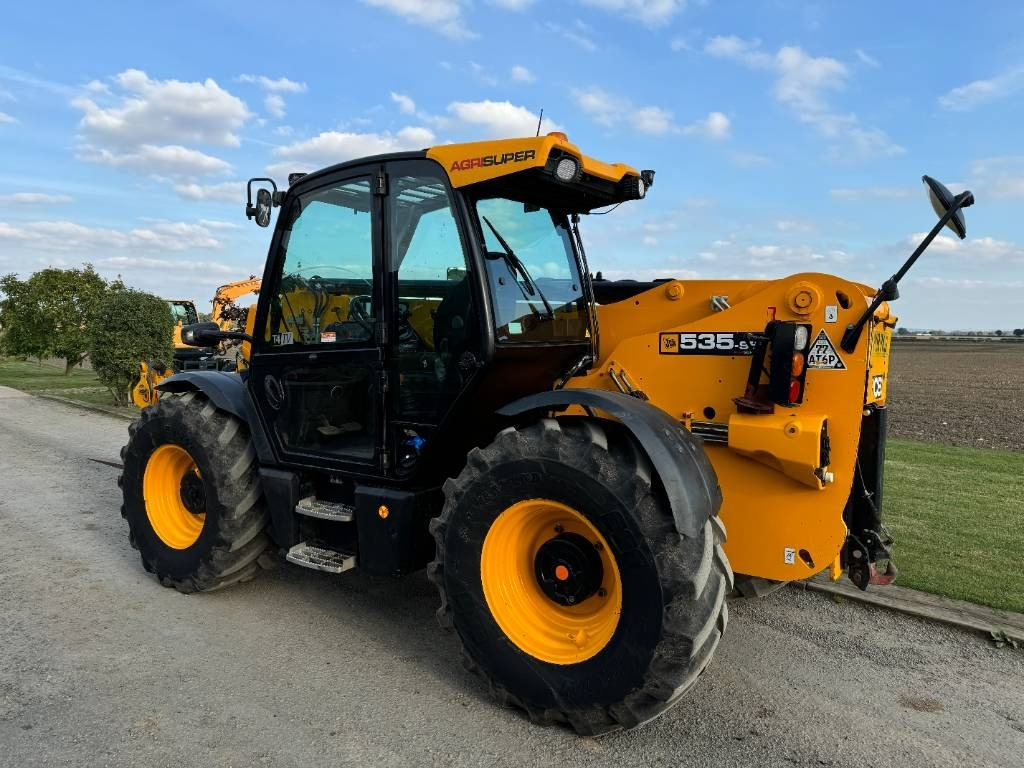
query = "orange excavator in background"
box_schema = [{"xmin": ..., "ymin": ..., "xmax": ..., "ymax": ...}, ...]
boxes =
[
  {"xmin": 132, "ymin": 278, "xmax": 261, "ymax": 407},
  {"xmin": 209, "ymin": 276, "xmax": 262, "ymax": 371}
]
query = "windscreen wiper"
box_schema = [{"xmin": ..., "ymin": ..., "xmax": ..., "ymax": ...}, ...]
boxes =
[{"xmin": 481, "ymin": 215, "xmax": 554, "ymax": 318}]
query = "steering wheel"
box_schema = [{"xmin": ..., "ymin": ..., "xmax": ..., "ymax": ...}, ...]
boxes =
[{"xmin": 348, "ymin": 294, "xmax": 374, "ymax": 335}]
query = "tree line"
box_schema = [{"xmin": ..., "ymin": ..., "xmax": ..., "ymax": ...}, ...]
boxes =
[{"xmin": 0, "ymin": 265, "xmax": 175, "ymax": 404}]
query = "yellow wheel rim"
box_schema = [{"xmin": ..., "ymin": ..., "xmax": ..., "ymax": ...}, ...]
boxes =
[
  {"xmin": 143, "ymin": 444, "xmax": 205, "ymax": 549},
  {"xmin": 481, "ymin": 499, "xmax": 622, "ymax": 665}
]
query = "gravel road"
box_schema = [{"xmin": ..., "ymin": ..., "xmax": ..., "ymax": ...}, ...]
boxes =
[{"xmin": 1, "ymin": 389, "xmax": 1022, "ymax": 768}]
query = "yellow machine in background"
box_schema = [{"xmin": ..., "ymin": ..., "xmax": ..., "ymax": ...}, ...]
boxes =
[
  {"xmin": 210, "ymin": 277, "xmax": 261, "ymax": 370},
  {"xmin": 132, "ymin": 281, "xmax": 261, "ymax": 407}
]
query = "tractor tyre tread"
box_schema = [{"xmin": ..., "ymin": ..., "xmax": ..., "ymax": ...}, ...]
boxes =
[
  {"xmin": 118, "ymin": 390, "xmax": 272, "ymax": 593},
  {"xmin": 428, "ymin": 418, "xmax": 731, "ymax": 735}
]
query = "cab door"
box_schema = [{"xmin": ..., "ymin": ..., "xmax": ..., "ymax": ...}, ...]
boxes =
[{"xmin": 249, "ymin": 171, "xmax": 386, "ymax": 473}]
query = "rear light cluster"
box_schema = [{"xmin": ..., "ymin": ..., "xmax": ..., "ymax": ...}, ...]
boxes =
[{"xmin": 768, "ymin": 321, "xmax": 811, "ymax": 406}]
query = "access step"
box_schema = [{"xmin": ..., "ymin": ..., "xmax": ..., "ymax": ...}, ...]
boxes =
[
  {"xmin": 295, "ymin": 496, "xmax": 354, "ymax": 522},
  {"xmin": 286, "ymin": 542, "xmax": 357, "ymax": 574}
]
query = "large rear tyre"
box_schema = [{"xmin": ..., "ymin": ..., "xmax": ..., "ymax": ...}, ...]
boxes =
[
  {"xmin": 118, "ymin": 391, "xmax": 272, "ymax": 593},
  {"xmin": 428, "ymin": 418, "xmax": 732, "ymax": 735}
]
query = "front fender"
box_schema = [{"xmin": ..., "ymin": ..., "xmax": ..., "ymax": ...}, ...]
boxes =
[
  {"xmin": 157, "ymin": 371, "xmax": 274, "ymax": 464},
  {"xmin": 497, "ymin": 389, "xmax": 721, "ymax": 538},
  {"xmin": 158, "ymin": 370, "xmax": 248, "ymax": 421}
]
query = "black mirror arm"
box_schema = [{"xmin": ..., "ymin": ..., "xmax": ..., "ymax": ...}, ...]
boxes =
[
  {"xmin": 182, "ymin": 322, "xmax": 255, "ymax": 348},
  {"xmin": 218, "ymin": 330, "xmax": 256, "ymax": 344},
  {"xmin": 840, "ymin": 191, "xmax": 973, "ymax": 353}
]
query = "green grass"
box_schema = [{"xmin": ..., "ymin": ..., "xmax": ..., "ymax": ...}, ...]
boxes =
[
  {"xmin": 884, "ymin": 439, "xmax": 1024, "ymax": 614},
  {"xmin": 0, "ymin": 358, "xmax": 135, "ymax": 416},
  {"xmin": 1, "ymin": 358, "xmax": 1020, "ymax": 612}
]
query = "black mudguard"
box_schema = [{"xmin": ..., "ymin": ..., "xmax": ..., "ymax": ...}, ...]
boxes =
[
  {"xmin": 497, "ymin": 389, "xmax": 722, "ymax": 538},
  {"xmin": 157, "ymin": 371, "xmax": 275, "ymax": 464}
]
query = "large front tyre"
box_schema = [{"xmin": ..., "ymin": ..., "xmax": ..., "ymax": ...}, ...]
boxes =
[
  {"xmin": 428, "ymin": 418, "xmax": 732, "ymax": 735},
  {"xmin": 118, "ymin": 391, "xmax": 272, "ymax": 593}
]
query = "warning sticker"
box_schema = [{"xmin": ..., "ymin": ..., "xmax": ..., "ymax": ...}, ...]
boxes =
[{"xmin": 806, "ymin": 329, "xmax": 846, "ymax": 370}]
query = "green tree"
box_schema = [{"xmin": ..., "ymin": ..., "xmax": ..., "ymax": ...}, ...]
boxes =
[
  {"xmin": 0, "ymin": 273, "xmax": 48, "ymax": 360},
  {"xmin": 1014, "ymin": 329, "xmax": 1023, "ymax": 337},
  {"xmin": 87, "ymin": 289, "xmax": 174, "ymax": 405},
  {"xmin": 896, "ymin": 327, "xmax": 910, "ymax": 335},
  {"xmin": 0, "ymin": 265, "xmax": 116, "ymax": 373}
]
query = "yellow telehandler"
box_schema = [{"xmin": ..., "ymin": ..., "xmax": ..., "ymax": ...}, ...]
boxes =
[
  {"xmin": 117, "ymin": 132, "xmax": 973, "ymax": 734},
  {"xmin": 132, "ymin": 281, "xmax": 261, "ymax": 407}
]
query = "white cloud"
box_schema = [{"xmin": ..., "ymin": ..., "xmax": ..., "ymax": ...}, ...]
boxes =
[
  {"xmin": 265, "ymin": 94, "xmax": 286, "ymax": 118},
  {"xmin": 239, "ymin": 75, "xmax": 306, "ymax": 120},
  {"xmin": 174, "ymin": 181, "xmax": 244, "ymax": 203},
  {"xmin": 267, "ymin": 127, "xmax": 436, "ymax": 180},
  {"xmin": 238, "ymin": 75, "xmax": 307, "ymax": 93},
  {"xmin": 906, "ymin": 232, "xmax": 1024, "ymax": 264},
  {"xmin": 93, "ymin": 255, "xmax": 235, "ymax": 272},
  {"xmin": 775, "ymin": 219, "xmax": 815, "ymax": 234},
  {"xmin": 198, "ymin": 219, "xmax": 241, "ymax": 230},
  {"xmin": 705, "ymin": 35, "xmax": 770, "ymax": 64},
  {"xmin": 573, "ymin": 87, "xmax": 628, "ymax": 127},
  {"xmin": 511, "ymin": 65, "xmax": 535, "ymax": 83},
  {"xmin": 855, "ymin": 49, "xmax": 880, "ymax": 68},
  {"xmin": 391, "ymin": 92, "xmax": 416, "ymax": 114},
  {"xmin": 829, "ymin": 186, "xmax": 915, "ymax": 201},
  {"xmin": 0, "ymin": 192, "xmax": 72, "ymax": 204},
  {"xmin": 72, "ymin": 69, "xmax": 251, "ymax": 148},
  {"xmin": 682, "ymin": 111, "xmax": 731, "ymax": 139},
  {"xmin": 543, "ymin": 20, "xmax": 597, "ymax": 51},
  {"xmin": 969, "ymin": 156, "xmax": 1024, "ymax": 199},
  {"xmin": 632, "ymin": 106, "xmax": 675, "ymax": 135},
  {"xmin": 445, "ymin": 100, "xmax": 559, "ymax": 137},
  {"xmin": 575, "ymin": 87, "xmax": 719, "ymax": 138},
  {"xmin": 705, "ymin": 37, "xmax": 902, "ymax": 159},
  {"xmin": 729, "ymin": 151, "xmax": 772, "ymax": 167},
  {"xmin": 488, "ymin": 0, "xmax": 536, "ymax": 8},
  {"xmin": 0, "ymin": 111, "xmax": 15, "ymax": 124},
  {"xmin": 0, "ymin": 219, "xmax": 225, "ymax": 253},
  {"xmin": 359, "ymin": 0, "xmax": 476, "ymax": 40},
  {"xmin": 467, "ymin": 61, "xmax": 498, "ymax": 86},
  {"xmin": 939, "ymin": 66, "xmax": 1024, "ymax": 111},
  {"xmin": 582, "ymin": 0, "xmax": 687, "ymax": 27},
  {"xmin": 77, "ymin": 144, "xmax": 232, "ymax": 178}
]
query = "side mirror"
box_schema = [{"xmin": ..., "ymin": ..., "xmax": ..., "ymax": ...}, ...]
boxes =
[
  {"xmin": 254, "ymin": 189, "xmax": 273, "ymax": 227},
  {"xmin": 245, "ymin": 177, "xmax": 278, "ymax": 227},
  {"xmin": 923, "ymin": 175, "xmax": 973, "ymax": 240},
  {"xmin": 181, "ymin": 322, "xmax": 224, "ymax": 347}
]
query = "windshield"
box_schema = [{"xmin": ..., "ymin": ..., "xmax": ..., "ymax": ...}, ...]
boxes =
[{"xmin": 473, "ymin": 198, "xmax": 588, "ymax": 344}]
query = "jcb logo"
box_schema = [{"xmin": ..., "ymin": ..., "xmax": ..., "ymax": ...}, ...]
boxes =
[{"xmin": 659, "ymin": 332, "xmax": 755, "ymax": 356}]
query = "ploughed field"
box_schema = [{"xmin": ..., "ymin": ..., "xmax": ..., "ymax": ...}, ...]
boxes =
[{"xmin": 886, "ymin": 340, "xmax": 1024, "ymax": 452}]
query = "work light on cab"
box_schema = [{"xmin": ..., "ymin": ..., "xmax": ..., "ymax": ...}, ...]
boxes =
[{"xmin": 554, "ymin": 156, "xmax": 581, "ymax": 182}]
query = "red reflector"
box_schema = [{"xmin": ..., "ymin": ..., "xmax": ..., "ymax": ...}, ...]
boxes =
[
  {"xmin": 791, "ymin": 353, "xmax": 805, "ymax": 377},
  {"xmin": 789, "ymin": 379, "xmax": 802, "ymax": 403}
]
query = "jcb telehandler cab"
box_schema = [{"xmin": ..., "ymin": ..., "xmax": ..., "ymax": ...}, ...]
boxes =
[{"xmin": 118, "ymin": 132, "xmax": 972, "ymax": 734}]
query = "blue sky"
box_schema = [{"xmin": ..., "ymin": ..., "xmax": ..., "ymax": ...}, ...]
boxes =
[{"xmin": 2, "ymin": 0, "xmax": 1023, "ymax": 331}]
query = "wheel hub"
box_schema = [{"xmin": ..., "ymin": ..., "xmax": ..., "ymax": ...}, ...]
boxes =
[
  {"xmin": 179, "ymin": 470, "xmax": 206, "ymax": 515},
  {"xmin": 534, "ymin": 532, "xmax": 604, "ymax": 606}
]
